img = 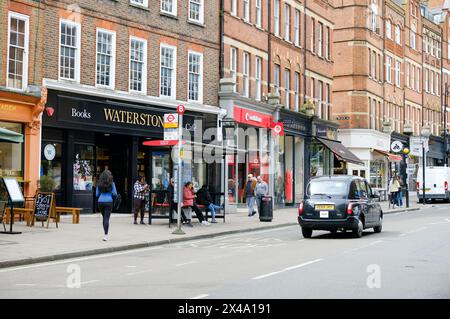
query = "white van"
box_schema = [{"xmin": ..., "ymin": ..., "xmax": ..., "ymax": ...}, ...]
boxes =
[{"xmin": 416, "ymin": 166, "xmax": 450, "ymax": 202}]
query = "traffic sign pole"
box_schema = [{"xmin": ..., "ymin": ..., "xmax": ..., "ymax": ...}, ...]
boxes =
[{"xmin": 173, "ymin": 106, "xmax": 185, "ymax": 235}]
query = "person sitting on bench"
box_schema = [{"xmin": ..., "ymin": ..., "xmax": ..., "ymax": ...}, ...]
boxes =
[
  {"xmin": 183, "ymin": 182, "xmax": 209, "ymax": 226},
  {"xmin": 196, "ymin": 185, "xmax": 222, "ymax": 223},
  {"xmin": 167, "ymin": 178, "xmax": 191, "ymax": 227}
]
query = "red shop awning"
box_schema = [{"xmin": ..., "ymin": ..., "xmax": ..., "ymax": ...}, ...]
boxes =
[{"xmin": 372, "ymin": 149, "xmax": 403, "ymax": 162}]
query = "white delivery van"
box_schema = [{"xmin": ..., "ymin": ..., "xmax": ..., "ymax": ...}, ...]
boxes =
[{"xmin": 416, "ymin": 166, "xmax": 450, "ymax": 202}]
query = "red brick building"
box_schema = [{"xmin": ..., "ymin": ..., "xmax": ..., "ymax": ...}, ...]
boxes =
[
  {"xmin": 31, "ymin": 0, "xmax": 221, "ymax": 213},
  {"xmin": 333, "ymin": 0, "xmax": 450, "ymax": 191},
  {"xmin": 0, "ymin": 0, "xmax": 47, "ymax": 200},
  {"xmin": 220, "ymin": 0, "xmax": 341, "ymax": 208}
]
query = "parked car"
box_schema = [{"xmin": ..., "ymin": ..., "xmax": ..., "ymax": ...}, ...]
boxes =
[
  {"xmin": 298, "ymin": 175, "xmax": 383, "ymax": 238},
  {"xmin": 416, "ymin": 166, "xmax": 450, "ymax": 203}
]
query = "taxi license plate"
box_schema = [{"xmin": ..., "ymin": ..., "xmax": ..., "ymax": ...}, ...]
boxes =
[
  {"xmin": 315, "ymin": 204, "xmax": 335, "ymax": 211},
  {"xmin": 320, "ymin": 211, "xmax": 329, "ymax": 218}
]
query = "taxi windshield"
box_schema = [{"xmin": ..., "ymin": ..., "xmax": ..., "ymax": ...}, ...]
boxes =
[{"xmin": 307, "ymin": 180, "xmax": 348, "ymax": 196}]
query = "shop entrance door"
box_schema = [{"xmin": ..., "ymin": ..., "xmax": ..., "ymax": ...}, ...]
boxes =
[{"xmin": 95, "ymin": 134, "xmax": 130, "ymax": 212}]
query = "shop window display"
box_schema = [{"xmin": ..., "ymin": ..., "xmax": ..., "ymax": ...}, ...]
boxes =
[
  {"xmin": 310, "ymin": 140, "xmax": 332, "ymax": 177},
  {"xmin": 0, "ymin": 122, "xmax": 23, "ymax": 180},
  {"xmin": 370, "ymin": 160, "xmax": 384, "ymax": 188},
  {"xmin": 40, "ymin": 142, "xmax": 62, "ymax": 191},
  {"xmin": 73, "ymin": 144, "xmax": 94, "ymax": 191}
]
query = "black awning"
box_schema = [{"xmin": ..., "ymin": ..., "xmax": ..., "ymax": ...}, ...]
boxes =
[{"xmin": 315, "ymin": 137, "xmax": 364, "ymax": 166}]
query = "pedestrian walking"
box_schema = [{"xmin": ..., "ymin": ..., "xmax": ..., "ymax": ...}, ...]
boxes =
[
  {"xmin": 245, "ymin": 174, "xmax": 257, "ymax": 216},
  {"xmin": 197, "ymin": 185, "xmax": 222, "ymax": 223},
  {"xmin": 133, "ymin": 174, "xmax": 149, "ymax": 224},
  {"xmin": 95, "ymin": 169, "xmax": 117, "ymax": 241},
  {"xmin": 255, "ymin": 176, "xmax": 269, "ymax": 214},
  {"xmin": 389, "ymin": 175, "xmax": 401, "ymax": 208},
  {"xmin": 183, "ymin": 182, "xmax": 209, "ymax": 225},
  {"xmin": 396, "ymin": 175, "xmax": 404, "ymax": 208}
]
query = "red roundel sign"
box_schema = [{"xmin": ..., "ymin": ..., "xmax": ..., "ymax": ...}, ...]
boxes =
[
  {"xmin": 177, "ymin": 104, "xmax": 185, "ymax": 115},
  {"xmin": 167, "ymin": 114, "xmax": 175, "ymax": 122},
  {"xmin": 271, "ymin": 122, "xmax": 284, "ymax": 136}
]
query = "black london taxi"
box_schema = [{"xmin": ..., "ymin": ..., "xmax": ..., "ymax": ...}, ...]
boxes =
[{"xmin": 298, "ymin": 175, "xmax": 383, "ymax": 238}]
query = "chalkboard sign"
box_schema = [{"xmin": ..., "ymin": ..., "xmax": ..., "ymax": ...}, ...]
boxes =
[{"xmin": 33, "ymin": 192, "xmax": 56, "ymax": 227}]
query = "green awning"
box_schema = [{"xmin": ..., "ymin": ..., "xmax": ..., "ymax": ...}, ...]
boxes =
[{"xmin": 0, "ymin": 127, "xmax": 23, "ymax": 143}]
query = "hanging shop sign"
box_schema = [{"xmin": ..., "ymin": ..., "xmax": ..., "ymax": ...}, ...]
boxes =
[
  {"xmin": 271, "ymin": 122, "xmax": 284, "ymax": 136},
  {"xmin": 43, "ymin": 144, "xmax": 56, "ymax": 161},
  {"xmin": 233, "ymin": 106, "xmax": 273, "ymax": 128},
  {"xmin": 390, "ymin": 141, "xmax": 403, "ymax": 153}
]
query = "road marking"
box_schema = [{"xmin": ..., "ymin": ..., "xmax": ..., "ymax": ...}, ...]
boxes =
[
  {"xmin": 406, "ymin": 227, "xmax": 427, "ymax": 234},
  {"xmin": 15, "ymin": 284, "xmax": 37, "ymax": 287},
  {"xmin": 211, "ymin": 254, "xmax": 236, "ymax": 260},
  {"xmin": 126, "ymin": 269, "xmax": 153, "ymax": 276},
  {"xmin": 176, "ymin": 261, "xmax": 197, "ymax": 267},
  {"xmin": 126, "ymin": 265, "xmax": 137, "ymax": 268},
  {"xmin": 252, "ymin": 259, "xmax": 323, "ymax": 280},
  {"xmin": 190, "ymin": 294, "xmax": 209, "ymax": 299},
  {"xmin": 80, "ymin": 280, "xmax": 100, "ymax": 285},
  {"xmin": 398, "ymin": 227, "xmax": 428, "ymax": 237},
  {"xmin": 427, "ymin": 218, "xmax": 450, "ymax": 225},
  {"xmin": 15, "ymin": 283, "xmax": 65, "ymax": 288},
  {"xmin": 0, "ymin": 247, "xmax": 163, "ymax": 273},
  {"xmin": 347, "ymin": 240, "xmax": 384, "ymax": 252}
]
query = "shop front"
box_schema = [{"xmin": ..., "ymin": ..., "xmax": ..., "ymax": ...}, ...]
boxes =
[
  {"xmin": 42, "ymin": 90, "xmax": 220, "ymax": 213},
  {"xmin": 426, "ymin": 135, "xmax": 445, "ymax": 166},
  {"xmin": 312, "ymin": 121, "xmax": 364, "ymax": 181},
  {"xmin": 0, "ymin": 88, "xmax": 46, "ymax": 200},
  {"xmin": 223, "ymin": 106, "xmax": 273, "ymax": 206},
  {"xmin": 338, "ymin": 129, "xmax": 387, "ymax": 187},
  {"xmin": 278, "ymin": 109, "xmax": 311, "ymax": 206}
]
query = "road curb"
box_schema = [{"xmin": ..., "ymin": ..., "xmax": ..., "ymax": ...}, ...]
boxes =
[
  {"xmin": 0, "ymin": 222, "xmax": 297, "ymax": 269},
  {"xmin": 384, "ymin": 207, "xmax": 421, "ymax": 214}
]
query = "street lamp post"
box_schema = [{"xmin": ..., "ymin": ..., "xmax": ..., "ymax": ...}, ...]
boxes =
[
  {"xmin": 421, "ymin": 125, "xmax": 431, "ymax": 205},
  {"xmin": 444, "ymin": 84, "xmax": 449, "ymax": 167},
  {"xmin": 422, "ymin": 142, "xmax": 426, "ymax": 205},
  {"xmin": 403, "ymin": 122, "xmax": 413, "ymax": 209},
  {"xmin": 402, "ymin": 148, "xmax": 410, "ymax": 208}
]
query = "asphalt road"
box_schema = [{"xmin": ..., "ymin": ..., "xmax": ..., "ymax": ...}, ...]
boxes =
[{"xmin": 1, "ymin": 204, "xmax": 450, "ymax": 299}]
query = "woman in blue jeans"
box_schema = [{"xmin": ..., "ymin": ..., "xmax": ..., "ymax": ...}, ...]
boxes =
[
  {"xmin": 396, "ymin": 176, "xmax": 403, "ymax": 208},
  {"xmin": 96, "ymin": 169, "xmax": 117, "ymax": 241}
]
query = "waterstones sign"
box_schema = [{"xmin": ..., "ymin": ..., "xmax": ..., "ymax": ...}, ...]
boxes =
[{"xmin": 55, "ymin": 96, "xmax": 194, "ymax": 135}]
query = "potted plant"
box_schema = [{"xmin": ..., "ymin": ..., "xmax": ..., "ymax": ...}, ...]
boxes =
[{"xmin": 38, "ymin": 175, "xmax": 56, "ymax": 193}]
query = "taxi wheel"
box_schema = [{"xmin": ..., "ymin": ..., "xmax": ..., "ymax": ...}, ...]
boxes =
[
  {"xmin": 302, "ymin": 227, "xmax": 313, "ymax": 238},
  {"xmin": 353, "ymin": 219, "xmax": 363, "ymax": 238},
  {"xmin": 374, "ymin": 216, "xmax": 383, "ymax": 233}
]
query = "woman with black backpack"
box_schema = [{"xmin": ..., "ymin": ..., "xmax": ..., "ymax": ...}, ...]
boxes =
[{"xmin": 96, "ymin": 169, "xmax": 117, "ymax": 241}]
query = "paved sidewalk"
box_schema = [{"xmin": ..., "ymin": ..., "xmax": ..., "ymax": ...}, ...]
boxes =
[
  {"xmin": 0, "ymin": 208, "xmax": 297, "ymax": 268},
  {"xmin": 0, "ymin": 197, "xmax": 427, "ymax": 268},
  {"xmin": 379, "ymin": 193, "xmax": 428, "ymax": 214}
]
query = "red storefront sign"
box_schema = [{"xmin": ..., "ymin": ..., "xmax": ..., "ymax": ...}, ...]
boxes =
[
  {"xmin": 143, "ymin": 140, "xmax": 179, "ymax": 147},
  {"xmin": 233, "ymin": 106, "xmax": 273, "ymax": 128}
]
